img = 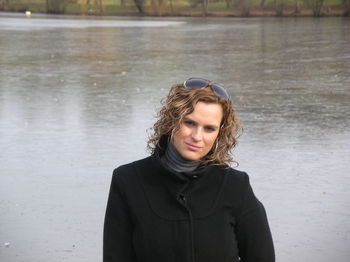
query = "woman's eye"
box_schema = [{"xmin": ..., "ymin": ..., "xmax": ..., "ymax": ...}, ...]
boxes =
[
  {"xmin": 184, "ymin": 120, "xmax": 195, "ymax": 126},
  {"xmin": 205, "ymin": 126, "xmax": 216, "ymax": 132}
]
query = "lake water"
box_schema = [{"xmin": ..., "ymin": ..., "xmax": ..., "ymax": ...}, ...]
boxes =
[{"xmin": 0, "ymin": 12, "xmax": 349, "ymax": 262}]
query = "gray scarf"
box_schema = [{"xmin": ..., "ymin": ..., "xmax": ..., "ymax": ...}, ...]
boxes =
[{"xmin": 160, "ymin": 142, "xmax": 201, "ymax": 173}]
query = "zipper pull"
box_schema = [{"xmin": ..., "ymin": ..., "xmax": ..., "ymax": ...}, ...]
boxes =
[{"xmin": 178, "ymin": 193, "xmax": 187, "ymax": 205}]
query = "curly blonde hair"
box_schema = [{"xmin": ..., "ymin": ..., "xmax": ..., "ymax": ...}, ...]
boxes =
[{"xmin": 147, "ymin": 83, "xmax": 242, "ymax": 166}]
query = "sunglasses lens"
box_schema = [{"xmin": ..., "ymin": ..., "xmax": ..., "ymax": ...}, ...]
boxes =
[
  {"xmin": 183, "ymin": 78, "xmax": 230, "ymax": 100},
  {"xmin": 212, "ymin": 84, "xmax": 230, "ymax": 100},
  {"xmin": 184, "ymin": 78, "xmax": 209, "ymax": 90}
]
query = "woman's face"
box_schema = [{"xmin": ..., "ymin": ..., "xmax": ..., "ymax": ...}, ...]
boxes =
[{"xmin": 172, "ymin": 101, "xmax": 223, "ymax": 161}]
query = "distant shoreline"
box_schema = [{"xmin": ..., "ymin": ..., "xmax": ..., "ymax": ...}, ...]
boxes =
[{"xmin": 1, "ymin": 4, "xmax": 349, "ymax": 18}]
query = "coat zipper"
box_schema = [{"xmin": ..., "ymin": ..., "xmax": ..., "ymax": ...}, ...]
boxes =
[{"xmin": 179, "ymin": 193, "xmax": 195, "ymax": 262}]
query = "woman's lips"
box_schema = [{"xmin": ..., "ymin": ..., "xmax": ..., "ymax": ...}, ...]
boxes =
[{"xmin": 185, "ymin": 142, "xmax": 201, "ymax": 151}]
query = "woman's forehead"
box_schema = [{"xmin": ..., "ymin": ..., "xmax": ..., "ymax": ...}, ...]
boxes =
[{"xmin": 184, "ymin": 102, "xmax": 223, "ymax": 125}]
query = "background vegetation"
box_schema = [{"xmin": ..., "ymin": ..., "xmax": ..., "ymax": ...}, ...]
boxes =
[{"xmin": 1, "ymin": 0, "xmax": 349, "ymax": 16}]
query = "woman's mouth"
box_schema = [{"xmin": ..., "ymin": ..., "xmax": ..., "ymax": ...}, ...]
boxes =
[{"xmin": 185, "ymin": 142, "xmax": 201, "ymax": 151}]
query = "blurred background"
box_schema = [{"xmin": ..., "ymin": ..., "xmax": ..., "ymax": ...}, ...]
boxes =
[
  {"xmin": 0, "ymin": 12, "xmax": 350, "ymax": 262},
  {"xmin": 1, "ymin": 0, "xmax": 350, "ymax": 16}
]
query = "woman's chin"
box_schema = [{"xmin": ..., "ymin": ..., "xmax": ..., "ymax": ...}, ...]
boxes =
[{"xmin": 180, "ymin": 151, "xmax": 203, "ymax": 161}]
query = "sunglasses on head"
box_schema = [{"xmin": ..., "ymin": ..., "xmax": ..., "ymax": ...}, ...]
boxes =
[{"xmin": 183, "ymin": 78, "xmax": 230, "ymax": 100}]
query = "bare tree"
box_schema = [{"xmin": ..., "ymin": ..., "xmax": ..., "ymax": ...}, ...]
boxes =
[
  {"xmin": 134, "ymin": 0, "xmax": 144, "ymax": 13},
  {"xmin": 169, "ymin": 0, "xmax": 174, "ymax": 14},
  {"xmin": 202, "ymin": 0, "xmax": 209, "ymax": 15},
  {"xmin": 1, "ymin": 0, "xmax": 10, "ymax": 10},
  {"xmin": 274, "ymin": 0, "xmax": 285, "ymax": 16},
  {"xmin": 234, "ymin": 0, "xmax": 250, "ymax": 16},
  {"xmin": 304, "ymin": 0, "xmax": 324, "ymax": 16},
  {"xmin": 85, "ymin": 0, "xmax": 103, "ymax": 14},
  {"xmin": 99, "ymin": 0, "xmax": 103, "ymax": 14},
  {"xmin": 343, "ymin": 0, "xmax": 350, "ymax": 16},
  {"xmin": 293, "ymin": 0, "xmax": 301, "ymax": 14},
  {"xmin": 151, "ymin": 0, "xmax": 165, "ymax": 15},
  {"xmin": 47, "ymin": 0, "xmax": 65, "ymax": 13}
]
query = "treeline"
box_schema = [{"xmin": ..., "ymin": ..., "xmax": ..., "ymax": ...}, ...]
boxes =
[{"xmin": 1, "ymin": 0, "xmax": 349, "ymax": 16}]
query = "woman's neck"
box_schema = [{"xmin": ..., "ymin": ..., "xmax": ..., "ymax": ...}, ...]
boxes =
[{"xmin": 161, "ymin": 142, "xmax": 201, "ymax": 173}]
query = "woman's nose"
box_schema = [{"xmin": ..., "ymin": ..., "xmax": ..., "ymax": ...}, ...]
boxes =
[{"xmin": 191, "ymin": 127, "xmax": 202, "ymax": 141}]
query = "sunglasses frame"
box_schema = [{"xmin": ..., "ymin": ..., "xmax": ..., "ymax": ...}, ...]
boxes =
[{"xmin": 183, "ymin": 78, "xmax": 230, "ymax": 100}]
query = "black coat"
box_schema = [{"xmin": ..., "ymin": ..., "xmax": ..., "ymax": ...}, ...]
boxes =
[{"xmin": 103, "ymin": 151, "xmax": 275, "ymax": 262}]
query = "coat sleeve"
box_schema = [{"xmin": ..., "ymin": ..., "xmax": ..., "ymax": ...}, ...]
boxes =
[
  {"xmin": 103, "ymin": 168, "xmax": 136, "ymax": 262},
  {"xmin": 235, "ymin": 174, "xmax": 275, "ymax": 262}
]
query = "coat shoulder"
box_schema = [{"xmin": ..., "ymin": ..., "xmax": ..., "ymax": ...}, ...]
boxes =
[
  {"xmin": 112, "ymin": 156, "xmax": 152, "ymax": 182},
  {"xmin": 225, "ymin": 167, "xmax": 250, "ymax": 186}
]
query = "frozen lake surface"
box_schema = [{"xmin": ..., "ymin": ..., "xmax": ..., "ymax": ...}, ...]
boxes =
[{"xmin": 0, "ymin": 12, "xmax": 350, "ymax": 262}]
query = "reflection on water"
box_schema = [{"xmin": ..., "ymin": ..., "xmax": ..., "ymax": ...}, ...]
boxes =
[
  {"xmin": 0, "ymin": 13, "xmax": 349, "ymax": 262},
  {"xmin": 0, "ymin": 14, "xmax": 186, "ymax": 30}
]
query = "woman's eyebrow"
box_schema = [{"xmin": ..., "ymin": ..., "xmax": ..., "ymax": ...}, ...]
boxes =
[
  {"xmin": 205, "ymin": 124, "xmax": 219, "ymax": 129},
  {"xmin": 184, "ymin": 117, "xmax": 219, "ymax": 129},
  {"xmin": 184, "ymin": 116, "xmax": 196, "ymax": 122}
]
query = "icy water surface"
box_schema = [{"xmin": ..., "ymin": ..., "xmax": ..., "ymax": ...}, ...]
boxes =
[{"xmin": 0, "ymin": 13, "xmax": 350, "ymax": 262}]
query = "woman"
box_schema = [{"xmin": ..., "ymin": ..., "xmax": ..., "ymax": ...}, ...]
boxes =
[{"xmin": 103, "ymin": 78, "xmax": 275, "ymax": 262}]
